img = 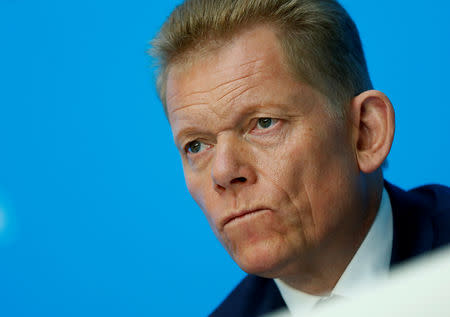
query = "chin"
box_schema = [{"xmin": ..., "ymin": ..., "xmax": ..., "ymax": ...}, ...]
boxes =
[{"xmin": 231, "ymin": 236, "xmax": 293, "ymax": 278}]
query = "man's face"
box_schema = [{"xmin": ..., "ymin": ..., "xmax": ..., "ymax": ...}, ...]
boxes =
[{"xmin": 165, "ymin": 25, "xmax": 363, "ymax": 278}]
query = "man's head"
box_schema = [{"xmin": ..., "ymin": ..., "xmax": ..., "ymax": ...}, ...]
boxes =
[{"xmin": 151, "ymin": 0, "xmax": 394, "ymax": 291}]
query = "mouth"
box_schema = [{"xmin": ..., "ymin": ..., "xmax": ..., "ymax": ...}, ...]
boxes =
[{"xmin": 223, "ymin": 208, "xmax": 271, "ymax": 227}]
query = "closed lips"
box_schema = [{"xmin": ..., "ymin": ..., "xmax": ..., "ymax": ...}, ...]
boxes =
[{"xmin": 223, "ymin": 208, "xmax": 270, "ymax": 226}]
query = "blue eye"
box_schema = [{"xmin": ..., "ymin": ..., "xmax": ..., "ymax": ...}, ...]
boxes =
[
  {"xmin": 256, "ymin": 118, "xmax": 277, "ymax": 129},
  {"xmin": 186, "ymin": 140, "xmax": 206, "ymax": 154}
]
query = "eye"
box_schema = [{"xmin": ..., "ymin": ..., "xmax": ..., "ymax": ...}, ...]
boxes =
[
  {"xmin": 185, "ymin": 140, "xmax": 208, "ymax": 154},
  {"xmin": 256, "ymin": 118, "xmax": 278, "ymax": 129}
]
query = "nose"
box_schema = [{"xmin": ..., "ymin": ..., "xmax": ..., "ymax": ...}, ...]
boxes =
[{"xmin": 211, "ymin": 135, "xmax": 257, "ymax": 192}]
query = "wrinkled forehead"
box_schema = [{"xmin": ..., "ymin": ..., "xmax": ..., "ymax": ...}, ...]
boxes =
[{"xmin": 165, "ymin": 25, "xmax": 293, "ymax": 121}]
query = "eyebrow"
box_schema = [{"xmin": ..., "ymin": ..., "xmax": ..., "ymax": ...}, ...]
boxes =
[
  {"xmin": 233, "ymin": 102, "xmax": 295, "ymax": 118},
  {"xmin": 174, "ymin": 127, "xmax": 211, "ymax": 148},
  {"xmin": 173, "ymin": 102, "xmax": 293, "ymax": 143}
]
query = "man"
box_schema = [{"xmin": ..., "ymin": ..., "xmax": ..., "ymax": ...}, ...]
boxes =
[{"xmin": 150, "ymin": 0, "xmax": 450, "ymax": 316}]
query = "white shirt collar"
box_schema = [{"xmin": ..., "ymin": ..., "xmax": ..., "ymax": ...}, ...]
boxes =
[{"xmin": 274, "ymin": 187, "xmax": 393, "ymax": 316}]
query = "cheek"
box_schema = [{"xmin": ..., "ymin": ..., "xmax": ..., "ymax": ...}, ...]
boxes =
[
  {"xmin": 252, "ymin": 126, "xmax": 355, "ymax": 240},
  {"xmin": 253, "ymin": 140, "xmax": 312, "ymax": 225},
  {"xmin": 184, "ymin": 169, "xmax": 206, "ymax": 209},
  {"xmin": 295, "ymin": 129, "xmax": 357, "ymax": 235},
  {"xmin": 255, "ymin": 134, "xmax": 306, "ymax": 194},
  {"xmin": 183, "ymin": 168, "xmax": 218, "ymax": 226}
]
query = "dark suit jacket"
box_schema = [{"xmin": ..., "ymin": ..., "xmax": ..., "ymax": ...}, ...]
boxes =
[{"xmin": 210, "ymin": 182, "xmax": 450, "ymax": 317}]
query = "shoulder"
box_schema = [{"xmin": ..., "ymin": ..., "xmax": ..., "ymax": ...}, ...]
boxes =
[
  {"xmin": 409, "ymin": 184, "xmax": 450, "ymax": 213},
  {"xmin": 386, "ymin": 182, "xmax": 450, "ymax": 265},
  {"xmin": 389, "ymin": 183, "xmax": 450, "ymax": 225},
  {"xmin": 210, "ymin": 275, "xmax": 285, "ymax": 317},
  {"xmin": 407, "ymin": 184, "xmax": 450, "ymax": 246}
]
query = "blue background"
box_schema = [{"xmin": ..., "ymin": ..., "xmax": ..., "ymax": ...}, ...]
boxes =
[{"xmin": 0, "ymin": 0, "xmax": 449, "ymax": 316}]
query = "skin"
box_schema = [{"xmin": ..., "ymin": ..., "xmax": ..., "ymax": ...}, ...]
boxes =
[{"xmin": 165, "ymin": 24, "xmax": 395, "ymax": 295}]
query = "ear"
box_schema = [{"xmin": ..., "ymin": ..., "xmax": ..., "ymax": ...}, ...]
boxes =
[{"xmin": 350, "ymin": 90, "xmax": 395, "ymax": 173}]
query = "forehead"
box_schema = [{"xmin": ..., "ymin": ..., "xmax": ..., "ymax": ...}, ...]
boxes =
[{"xmin": 165, "ymin": 25, "xmax": 294, "ymax": 111}]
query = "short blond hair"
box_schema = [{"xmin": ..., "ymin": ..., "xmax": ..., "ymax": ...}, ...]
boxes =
[{"xmin": 150, "ymin": 0, "xmax": 373, "ymax": 117}]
